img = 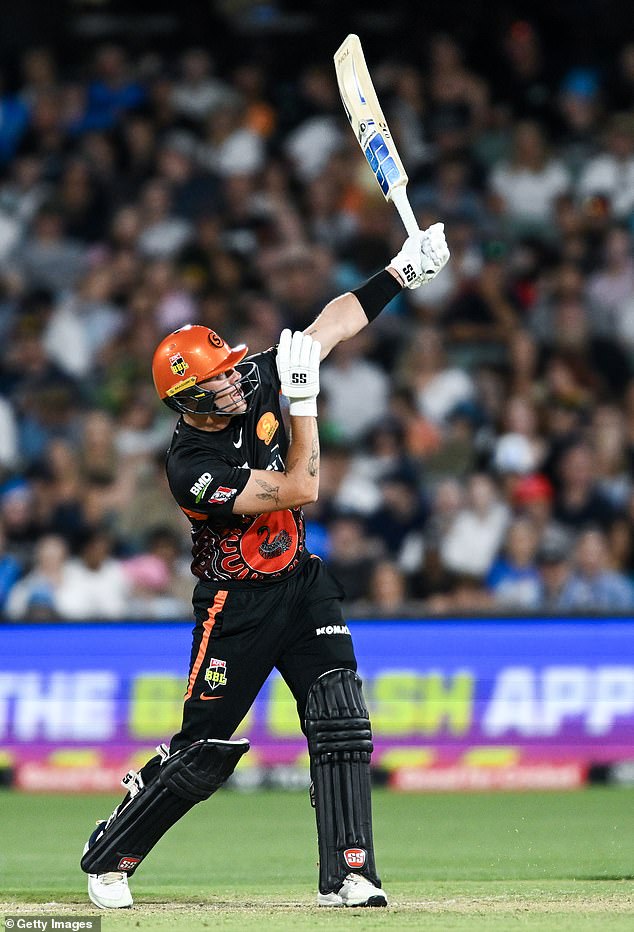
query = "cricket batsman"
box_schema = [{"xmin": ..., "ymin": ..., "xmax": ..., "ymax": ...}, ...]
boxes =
[{"xmin": 81, "ymin": 223, "xmax": 449, "ymax": 908}]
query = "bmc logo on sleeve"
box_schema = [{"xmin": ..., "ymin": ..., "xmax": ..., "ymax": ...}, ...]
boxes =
[{"xmin": 343, "ymin": 848, "xmax": 366, "ymax": 869}]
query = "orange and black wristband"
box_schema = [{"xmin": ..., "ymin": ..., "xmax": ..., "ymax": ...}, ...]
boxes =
[{"xmin": 351, "ymin": 269, "xmax": 403, "ymax": 322}]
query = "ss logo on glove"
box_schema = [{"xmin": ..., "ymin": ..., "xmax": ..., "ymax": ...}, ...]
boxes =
[{"xmin": 276, "ymin": 329, "xmax": 322, "ymax": 417}]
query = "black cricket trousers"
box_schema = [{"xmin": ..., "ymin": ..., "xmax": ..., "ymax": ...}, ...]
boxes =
[{"xmin": 170, "ymin": 556, "xmax": 358, "ymax": 753}]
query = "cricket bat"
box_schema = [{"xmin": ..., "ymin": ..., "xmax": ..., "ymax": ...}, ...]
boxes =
[{"xmin": 334, "ymin": 33, "xmax": 419, "ymax": 236}]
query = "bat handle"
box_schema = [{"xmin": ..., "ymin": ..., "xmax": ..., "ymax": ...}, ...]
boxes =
[{"xmin": 390, "ymin": 186, "xmax": 420, "ymax": 237}]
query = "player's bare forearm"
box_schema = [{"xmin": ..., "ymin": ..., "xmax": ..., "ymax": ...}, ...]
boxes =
[
  {"xmin": 305, "ymin": 268, "xmax": 402, "ymax": 359},
  {"xmin": 232, "ymin": 416, "xmax": 319, "ymax": 513},
  {"xmin": 287, "ymin": 415, "xmax": 320, "ymax": 491}
]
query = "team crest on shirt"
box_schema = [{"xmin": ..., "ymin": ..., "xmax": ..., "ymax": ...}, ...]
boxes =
[
  {"xmin": 208, "ymin": 486, "xmax": 237, "ymax": 505},
  {"xmin": 169, "ymin": 353, "xmax": 188, "ymax": 376},
  {"xmin": 256, "ymin": 411, "xmax": 279, "ymax": 445},
  {"xmin": 239, "ymin": 510, "xmax": 298, "ymax": 574},
  {"xmin": 205, "ymin": 658, "xmax": 227, "ymax": 690}
]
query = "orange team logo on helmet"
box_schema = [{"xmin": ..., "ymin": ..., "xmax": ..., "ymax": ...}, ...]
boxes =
[
  {"xmin": 256, "ymin": 412, "xmax": 279, "ymax": 445},
  {"xmin": 152, "ymin": 325, "xmax": 249, "ymax": 409}
]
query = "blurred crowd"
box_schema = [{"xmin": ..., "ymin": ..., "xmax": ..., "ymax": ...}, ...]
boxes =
[{"xmin": 2, "ymin": 22, "xmax": 634, "ymax": 620}]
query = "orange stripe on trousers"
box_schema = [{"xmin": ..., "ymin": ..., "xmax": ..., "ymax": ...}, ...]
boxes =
[{"xmin": 185, "ymin": 590, "xmax": 228, "ymax": 700}]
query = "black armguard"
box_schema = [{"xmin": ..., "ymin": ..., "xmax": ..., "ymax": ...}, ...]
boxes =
[{"xmin": 351, "ymin": 269, "xmax": 402, "ymax": 323}]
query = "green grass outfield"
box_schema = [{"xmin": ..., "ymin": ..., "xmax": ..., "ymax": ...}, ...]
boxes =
[{"xmin": 1, "ymin": 787, "xmax": 633, "ymax": 930}]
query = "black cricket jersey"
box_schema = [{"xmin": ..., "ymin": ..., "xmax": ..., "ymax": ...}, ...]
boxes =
[{"xmin": 166, "ymin": 348, "xmax": 310, "ymax": 587}]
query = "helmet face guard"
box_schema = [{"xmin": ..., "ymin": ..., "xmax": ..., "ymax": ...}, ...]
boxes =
[{"xmin": 164, "ymin": 359, "xmax": 260, "ymax": 416}]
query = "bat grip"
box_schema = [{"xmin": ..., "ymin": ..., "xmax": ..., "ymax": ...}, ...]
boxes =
[{"xmin": 390, "ymin": 186, "xmax": 419, "ymax": 237}]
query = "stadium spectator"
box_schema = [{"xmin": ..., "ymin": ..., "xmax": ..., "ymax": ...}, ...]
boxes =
[
  {"xmin": 535, "ymin": 526, "xmax": 576, "ymax": 610},
  {"xmin": 356, "ymin": 560, "xmax": 410, "ymax": 615},
  {"xmin": 499, "ymin": 21, "xmax": 555, "ymax": 127},
  {"xmin": 585, "ymin": 226, "xmax": 634, "ymax": 333},
  {"xmin": 137, "ymin": 179, "xmax": 193, "ymax": 260},
  {"xmin": 414, "ymin": 477, "xmax": 464, "ymax": 600},
  {"xmin": 5, "ymin": 533, "xmax": 69, "ymax": 620},
  {"xmin": 55, "ymin": 527, "xmax": 130, "ymax": 619},
  {"xmin": 553, "ymin": 443, "xmax": 621, "ymax": 534},
  {"xmin": 367, "ymin": 471, "xmax": 426, "ymax": 575},
  {"xmin": 560, "ymin": 527, "xmax": 634, "ymax": 610},
  {"xmin": 487, "ymin": 120, "xmax": 570, "ymax": 238},
  {"xmin": 320, "ymin": 331, "xmax": 390, "ymax": 443},
  {"xmin": 511, "ymin": 473, "xmax": 556, "ymax": 534},
  {"xmin": 171, "ymin": 49, "xmax": 236, "ymax": 123},
  {"xmin": 577, "ymin": 112, "xmax": 634, "ymax": 219},
  {"xmin": 440, "ymin": 473, "xmax": 509, "ymax": 578},
  {"xmin": 326, "ymin": 513, "xmax": 383, "ymax": 604},
  {"xmin": 426, "ymin": 33, "xmax": 488, "ymax": 151},
  {"xmin": 442, "ymin": 240, "xmax": 519, "ymax": 359},
  {"xmin": 10, "ymin": 203, "xmax": 87, "ymax": 294},
  {"xmin": 397, "ymin": 325, "xmax": 475, "ymax": 427},
  {"xmin": 486, "ymin": 516, "xmax": 541, "ymax": 608},
  {"xmin": 555, "ymin": 68, "xmax": 602, "ymax": 183},
  {"xmin": 122, "ymin": 526, "xmax": 191, "ymax": 619},
  {"xmin": 84, "ymin": 44, "xmax": 146, "ymax": 131},
  {"xmin": 0, "ymin": 154, "xmax": 50, "ymax": 259}
]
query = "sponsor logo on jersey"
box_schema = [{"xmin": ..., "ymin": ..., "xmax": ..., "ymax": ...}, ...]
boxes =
[
  {"xmin": 169, "ymin": 353, "xmax": 188, "ymax": 376},
  {"xmin": 190, "ymin": 472, "xmax": 214, "ymax": 501},
  {"xmin": 118, "ymin": 856, "xmax": 141, "ymax": 872},
  {"xmin": 343, "ymin": 848, "xmax": 366, "ymax": 869},
  {"xmin": 204, "ymin": 657, "xmax": 227, "ymax": 690},
  {"xmin": 208, "ymin": 485, "xmax": 237, "ymax": 505},
  {"xmin": 256, "ymin": 411, "xmax": 279, "ymax": 445},
  {"xmin": 315, "ymin": 624, "xmax": 351, "ymax": 636}
]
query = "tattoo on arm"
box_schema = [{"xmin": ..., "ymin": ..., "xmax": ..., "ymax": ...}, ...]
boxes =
[
  {"xmin": 307, "ymin": 436, "xmax": 319, "ymax": 477},
  {"xmin": 255, "ymin": 478, "xmax": 281, "ymax": 505}
]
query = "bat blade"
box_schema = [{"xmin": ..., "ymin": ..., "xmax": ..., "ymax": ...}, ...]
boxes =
[{"xmin": 334, "ymin": 33, "xmax": 418, "ymax": 235}]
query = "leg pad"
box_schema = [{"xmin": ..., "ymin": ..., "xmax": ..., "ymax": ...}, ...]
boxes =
[
  {"xmin": 80, "ymin": 738, "xmax": 249, "ymax": 875},
  {"xmin": 306, "ymin": 669, "xmax": 381, "ymax": 895}
]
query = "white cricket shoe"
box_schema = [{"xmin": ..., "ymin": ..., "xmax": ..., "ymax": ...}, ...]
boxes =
[
  {"xmin": 317, "ymin": 873, "xmax": 388, "ymax": 907},
  {"xmin": 83, "ymin": 839, "xmax": 133, "ymax": 908}
]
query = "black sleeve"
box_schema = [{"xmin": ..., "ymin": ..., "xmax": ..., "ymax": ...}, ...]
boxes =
[{"xmin": 168, "ymin": 453, "xmax": 251, "ymax": 520}]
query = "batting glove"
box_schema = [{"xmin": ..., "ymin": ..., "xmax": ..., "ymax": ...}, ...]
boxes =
[
  {"xmin": 276, "ymin": 329, "xmax": 321, "ymax": 417},
  {"xmin": 388, "ymin": 222, "xmax": 450, "ymax": 289}
]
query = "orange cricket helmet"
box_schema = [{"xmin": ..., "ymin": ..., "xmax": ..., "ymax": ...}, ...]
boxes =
[{"xmin": 151, "ymin": 324, "xmax": 259, "ymax": 416}]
